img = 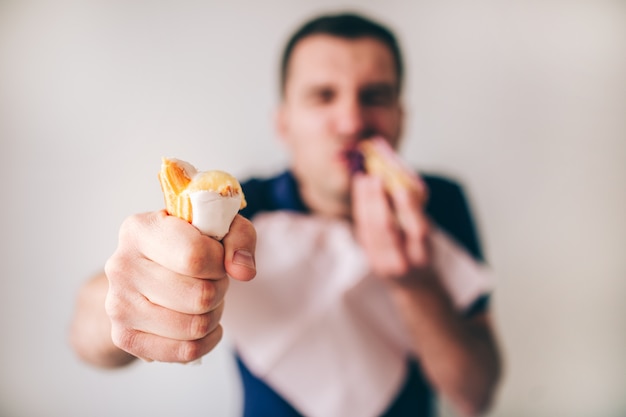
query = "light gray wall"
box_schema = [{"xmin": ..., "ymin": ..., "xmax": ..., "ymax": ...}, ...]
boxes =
[{"xmin": 1, "ymin": 1, "xmax": 624, "ymax": 416}]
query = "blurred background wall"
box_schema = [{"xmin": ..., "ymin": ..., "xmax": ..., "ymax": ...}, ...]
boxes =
[{"xmin": 0, "ymin": 1, "xmax": 624, "ymax": 416}]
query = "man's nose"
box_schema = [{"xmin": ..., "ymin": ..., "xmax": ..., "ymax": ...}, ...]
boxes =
[{"xmin": 335, "ymin": 98, "xmax": 367, "ymax": 139}]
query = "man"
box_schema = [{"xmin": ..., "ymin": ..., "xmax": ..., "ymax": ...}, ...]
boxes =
[{"xmin": 70, "ymin": 12, "xmax": 501, "ymax": 417}]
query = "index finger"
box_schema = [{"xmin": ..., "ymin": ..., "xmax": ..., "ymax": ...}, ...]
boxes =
[
  {"xmin": 120, "ymin": 210, "xmax": 227, "ymax": 279},
  {"xmin": 389, "ymin": 187, "xmax": 430, "ymax": 267},
  {"xmin": 352, "ymin": 174, "xmax": 407, "ymax": 276}
]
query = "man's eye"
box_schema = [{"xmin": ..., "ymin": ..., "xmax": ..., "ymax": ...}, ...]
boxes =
[
  {"xmin": 361, "ymin": 89, "xmax": 395, "ymax": 106},
  {"xmin": 311, "ymin": 89, "xmax": 335, "ymax": 104}
]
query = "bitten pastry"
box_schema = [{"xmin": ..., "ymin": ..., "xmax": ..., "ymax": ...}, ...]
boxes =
[
  {"xmin": 158, "ymin": 157, "xmax": 247, "ymax": 240},
  {"xmin": 347, "ymin": 137, "xmax": 428, "ymax": 204}
]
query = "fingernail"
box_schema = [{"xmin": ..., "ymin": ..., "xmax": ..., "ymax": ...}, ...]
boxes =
[{"xmin": 233, "ymin": 249, "xmax": 255, "ymax": 269}]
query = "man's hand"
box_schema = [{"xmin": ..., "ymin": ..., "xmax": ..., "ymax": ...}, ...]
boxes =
[
  {"xmin": 103, "ymin": 210, "xmax": 256, "ymax": 363},
  {"xmin": 351, "ymin": 173, "xmax": 432, "ymax": 281},
  {"xmin": 351, "ymin": 174, "xmax": 501, "ymax": 416}
]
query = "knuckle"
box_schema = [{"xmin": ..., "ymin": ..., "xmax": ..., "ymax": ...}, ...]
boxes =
[
  {"xmin": 179, "ymin": 325, "xmax": 223, "ymax": 362},
  {"xmin": 104, "ymin": 290, "xmax": 127, "ymax": 322},
  {"xmin": 104, "ymin": 253, "xmax": 125, "ymax": 282},
  {"xmin": 193, "ymin": 281, "xmax": 216, "ymax": 313},
  {"xmin": 188, "ymin": 314, "xmax": 211, "ymax": 339},
  {"xmin": 118, "ymin": 212, "xmax": 159, "ymax": 251},
  {"xmin": 118, "ymin": 214, "xmax": 142, "ymax": 243},
  {"xmin": 104, "ymin": 289, "xmax": 120, "ymax": 317},
  {"xmin": 181, "ymin": 243, "xmax": 212, "ymax": 276},
  {"xmin": 103, "ymin": 257, "xmax": 116, "ymax": 279},
  {"xmin": 179, "ymin": 340, "xmax": 203, "ymax": 363},
  {"xmin": 103, "ymin": 256, "xmax": 137, "ymax": 322},
  {"xmin": 110, "ymin": 327, "xmax": 138, "ymax": 353},
  {"xmin": 105, "ymin": 244, "xmax": 142, "ymax": 287}
]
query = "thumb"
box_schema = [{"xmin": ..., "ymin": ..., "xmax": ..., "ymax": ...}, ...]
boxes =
[{"xmin": 222, "ymin": 215, "xmax": 257, "ymax": 281}]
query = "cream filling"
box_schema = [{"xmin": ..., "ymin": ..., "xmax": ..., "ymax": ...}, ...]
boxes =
[{"xmin": 189, "ymin": 191, "xmax": 242, "ymax": 240}]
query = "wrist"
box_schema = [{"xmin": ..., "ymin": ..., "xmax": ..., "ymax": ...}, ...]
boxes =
[{"xmin": 385, "ymin": 267, "xmax": 453, "ymax": 310}]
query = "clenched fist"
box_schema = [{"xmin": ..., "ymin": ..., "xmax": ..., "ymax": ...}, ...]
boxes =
[{"xmin": 102, "ymin": 210, "xmax": 256, "ymax": 364}]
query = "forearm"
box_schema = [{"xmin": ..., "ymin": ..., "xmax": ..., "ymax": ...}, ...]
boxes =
[
  {"xmin": 69, "ymin": 272, "xmax": 136, "ymax": 368},
  {"xmin": 388, "ymin": 275, "xmax": 501, "ymax": 416}
]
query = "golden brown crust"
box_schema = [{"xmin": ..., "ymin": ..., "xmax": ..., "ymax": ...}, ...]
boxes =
[
  {"xmin": 158, "ymin": 158, "xmax": 193, "ymax": 222},
  {"xmin": 158, "ymin": 158, "xmax": 246, "ymax": 224}
]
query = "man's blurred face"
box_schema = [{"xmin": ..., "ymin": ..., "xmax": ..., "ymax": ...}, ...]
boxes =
[{"xmin": 277, "ymin": 34, "xmax": 403, "ymax": 215}]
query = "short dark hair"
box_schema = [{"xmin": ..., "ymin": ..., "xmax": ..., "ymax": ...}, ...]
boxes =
[{"xmin": 280, "ymin": 12, "xmax": 404, "ymax": 96}]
